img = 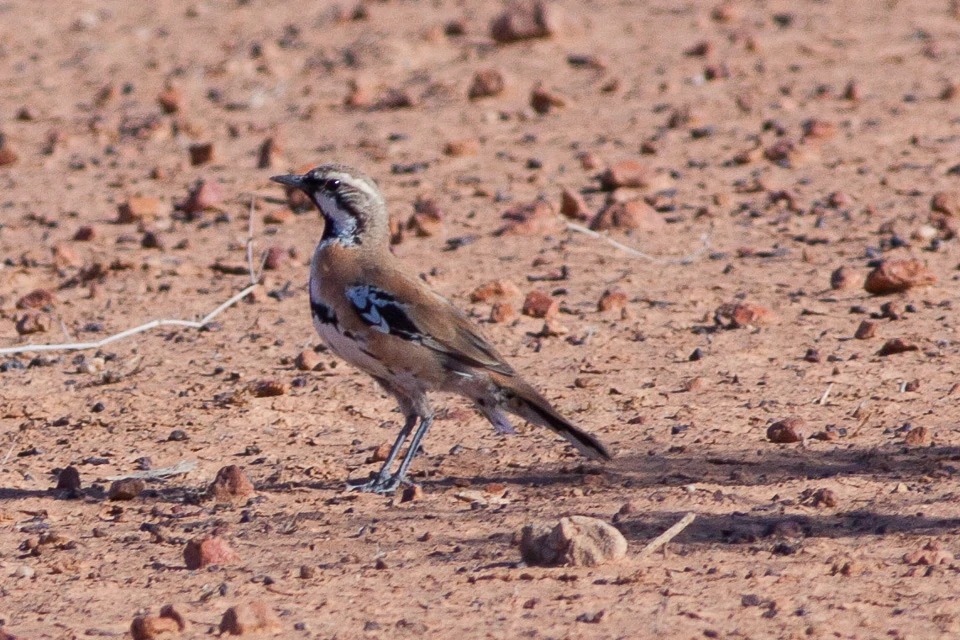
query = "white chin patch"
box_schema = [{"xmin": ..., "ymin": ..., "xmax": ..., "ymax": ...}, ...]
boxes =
[{"xmin": 315, "ymin": 193, "xmax": 358, "ymax": 245}]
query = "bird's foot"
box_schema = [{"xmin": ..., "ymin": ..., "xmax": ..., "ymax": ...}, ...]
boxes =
[{"xmin": 345, "ymin": 474, "xmax": 403, "ymax": 495}]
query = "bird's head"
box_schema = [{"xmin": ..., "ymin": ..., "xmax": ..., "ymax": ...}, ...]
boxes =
[{"xmin": 271, "ymin": 164, "xmax": 388, "ymax": 247}]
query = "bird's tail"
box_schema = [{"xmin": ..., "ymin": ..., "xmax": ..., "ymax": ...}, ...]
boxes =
[{"xmin": 495, "ymin": 378, "xmax": 611, "ymax": 461}]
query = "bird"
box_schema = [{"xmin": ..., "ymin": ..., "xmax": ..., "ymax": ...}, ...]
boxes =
[{"xmin": 271, "ymin": 164, "xmax": 611, "ymax": 494}]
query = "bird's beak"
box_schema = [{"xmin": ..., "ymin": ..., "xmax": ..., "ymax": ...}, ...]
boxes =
[{"xmin": 270, "ymin": 174, "xmax": 305, "ymax": 190}]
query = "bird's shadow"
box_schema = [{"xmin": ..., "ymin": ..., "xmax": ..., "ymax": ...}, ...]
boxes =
[{"xmin": 4, "ymin": 441, "xmax": 959, "ymax": 544}]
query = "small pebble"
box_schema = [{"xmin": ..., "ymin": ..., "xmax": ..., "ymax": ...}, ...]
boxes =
[
  {"xmin": 467, "ymin": 70, "xmax": 505, "ymax": 100},
  {"xmin": 877, "ymin": 338, "xmax": 918, "ymax": 356},
  {"xmin": 219, "ymin": 602, "xmax": 282, "ymax": 635},
  {"xmin": 597, "ymin": 289, "xmax": 628, "ymax": 313},
  {"xmin": 184, "ymin": 536, "xmax": 241, "ymax": 570},
  {"xmin": 401, "ymin": 484, "xmax": 424, "ymax": 502},
  {"xmin": 490, "ymin": 0, "xmax": 560, "ymax": 43},
  {"xmin": 519, "ymin": 516, "xmax": 627, "ymax": 567},
  {"xmin": 864, "ymin": 260, "xmax": 936, "ymax": 295},
  {"xmin": 599, "ymin": 160, "xmax": 654, "ymax": 190},
  {"xmin": 108, "ymin": 478, "xmax": 145, "ymax": 501},
  {"xmin": 854, "ymin": 320, "xmax": 876, "ymax": 340},
  {"xmin": 294, "ymin": 350, "xmax": 322, "ymax": 371},
  {"xmin": 117, "ymin": 197, "xmax": 161, "ymax": 224},
  {"xmin": 208, "ymin": 465, "xmax": 256, "ymax": 502},
  {"xmin": 522, "ymin": 290, "xmax": 559, "ymax": 318},
  {"xmin": 188, "ymin": 142, "xmax": 216, "ymax": 166},
  {"xmin": 490, "ymin": 301, "xmax": 518, "ymax": 323},
  {"xmin": 56, "ymin": 466, "xmax": 82, "ymax": 493},
  {"xmin": 529, "ymin": 85, "xmax": 566, "ymax": 114},
  {"xmin": 250, "ymin": 380, "xmax": 288, "ymax": 398},
  {"xmin": 767, "ymin": 418, "xmax": 804, "ymax": 443},
  {"xmin": 830, "ymin": 266, "xmax": 854, "ymax": 290},
  {"xmin": 903, "ymin": 426, "xmax": 929, "ymax": 446}
]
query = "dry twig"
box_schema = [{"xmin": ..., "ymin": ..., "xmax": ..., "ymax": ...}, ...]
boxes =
[
  {"xmin": 566, "ymin": 222, "xmax": 710, "ymax": 265},
  {"xmin": 817, "ymin": 383, "xmax": 834, "ymax": 405},
  {"xmin": 106, "ymin": 460, "xmax": 197, "ymax": 481},
  {"xmin": 637, "ymin": 512, "xmax": 697, "ymax": 559},
  {"xmin": 0, "ymin": 198, "xmax": 261, "ymax": 357}
]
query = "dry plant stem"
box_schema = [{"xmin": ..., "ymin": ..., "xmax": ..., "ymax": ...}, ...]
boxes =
[
  {"xmin": 818, "ymin": 383, "xmax": 834, "ymax": 405},
  {"xmin": 58, "ymin": 318, "xmax": 73, "ymax": 343},
  {"xmin": 0, "ymin": 284, "xmax": 258, "ymax": 356},
  {"xmin": 566, "ymin": 222, "xmax": 711, "ymax": 265},
  {"xmin": 0, "ymin": 198, "xmax": 260, "ymax": 357},
  {"xmin": 106, "ymin": 460, "xmax": 197, "ymax": 481},
  {"xmin": 1, "ymin": 434, "xmax": 18, "ymax": 467},
  {"xmin": 246, "ymin": 196, "xmax": 257, "ymax": 285},
  {"xmin": 637, "ymin": 512, "xmax": 697, "ymax": 559}
]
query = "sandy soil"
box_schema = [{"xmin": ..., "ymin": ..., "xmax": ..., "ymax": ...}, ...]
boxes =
[{"xmin": 1, "ymin": 0, "xmax": 960, "ymax": 638}]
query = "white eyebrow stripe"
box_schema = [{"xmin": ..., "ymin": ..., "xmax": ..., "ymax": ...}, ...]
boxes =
[{"xmin": 330, "ymin": 171, "xmax": 381, "ymax": 201}]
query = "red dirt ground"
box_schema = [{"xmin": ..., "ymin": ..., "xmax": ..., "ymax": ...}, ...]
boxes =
[{"xmin": 1, "ymin": 1, "xmax": 959, "ymax": 638}]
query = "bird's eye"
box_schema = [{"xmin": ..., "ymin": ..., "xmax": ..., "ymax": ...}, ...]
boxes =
[{"xmin": 324, "ymin": 179, "xmax": 341, "ymax": 192}]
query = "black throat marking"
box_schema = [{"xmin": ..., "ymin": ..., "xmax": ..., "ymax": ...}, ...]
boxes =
[{"xmin": 316, "ymin": 191, "xmax": 365, "ymax": 247}]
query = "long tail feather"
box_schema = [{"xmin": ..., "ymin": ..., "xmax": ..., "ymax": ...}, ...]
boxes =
[{"xmin": 500, "ymin": 381, "xmax": 611, "ymax": 460}]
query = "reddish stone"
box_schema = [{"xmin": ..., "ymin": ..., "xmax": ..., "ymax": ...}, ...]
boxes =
[
  {"xmin": 854, "ymin": 320, "xmax": 876, "ymax": 340},
  {"xmin": 468, "ymin": 69, "xmax": 505, "ymax": 100},
  {"xmin": 118, "ymin": 197, "xmax": 161, "ymax": 223},
  {"xmin": 74, "ymin": 225, "xmax": 97, "ymax": 241},
  {"xmin": 257, "ymin": 137, "xmax": 282, "ymax": 169},
  {"xmin": 208, "ymin": 465, "xmax": 256, "ymax": 502},
  {"xmin": 931, "ymin": 191, "xmax": 960, "ymax": 217},
  {"xmin": 490, "ymin": 301, "xmax": 519, "ymax": 323},
  {"xmin": 219, "ymin": 602, "xmax": 281, "ymax": 635},
  {"xmin": 294, "ymin": 350, "xmax": 322, "ymax": 372},
  {"xmin": 767, "ymin": 418, "xmax": 804, "ymax": 443},
  {"xmin": 599, "ymin": 161, "xmax": 655, "ymax": 190},
  {"xmin": 530, "ymin": 85, "xmax": 565, "ymax": 114},
  {"xmin": 188, "ymin": 142, "xmax": 215, "ymax": 166},
  {"xmin": 157, "ymin": 87, "xmax": 184, "ymax": 114},
  {"xmin": 864, "ymin": 260, "xmax": 936, "ymax": 295},
  {"xmin": 490, "ymin": 0, "xmax": 560, "ymax": 43},
  {"xmin": 184, "ymin": 535, "xmax": 241, "ymax": 569},
  {"xmin": 877, "ymin": 338, "xmax": 919, "ymax": 356},
  {"xmin": 180, "ymin": 181, "xmax": 224, "ymax": 215},
  {"xmin": 16, "ymin": 289, "xmax": 54, "ymax": 310},
  {"xmin": 250, "ymin": 380, "xmax": 288, "ymax": 397},
  {"xmin": 716, "ymin": 302, "xmax": 778, "ymax": 328},
  {"xmin": 903, "ymin": 426, "xmax": 930, "ymax": 446},
  {"xmin": 597, "ymin": 289, "xmax": 628, "ymax": 313},
  {"xmin": 443, "ymin": 139, "xmax": 480, "ymax": 157},
  {"xmin": 108, "ymin": 478, "xmax": 145, "ymax": 500},
  {"xmin": 16, "ymin": 312, "xmax": 51, "ymax": 335},
  {"xmin": 262, "ymin": 246, "xmax": 285, "ymax": 271},
  {"xmin": 264, "ymin": 209, "xmax": 294, "ymax": 224},
  {"xmin": 496, "ymin": 200, "xmax": 563, "ymax": 236},
  {"xmin": 470, "ymin": 280, "xmax": 521, "ymax": 303},
  {"xmin": 559, "ymin": 188, "xmax": 590, "ymax": 221},
  {"xmin": 522, "ymin": 290, "xmax": 558, "ymax": 318},
  {"xmin": 589, "ymin": 200, "xmax": 663, "ymax": 232}
]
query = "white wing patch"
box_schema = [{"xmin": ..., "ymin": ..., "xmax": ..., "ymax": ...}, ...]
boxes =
[
  {"xmin": 345, "ymin": 285, "xmax": 424, "ymax": 341},
  {"xmin": 347, "ymin": 285, "xmax": 389, "ymax": 333}
]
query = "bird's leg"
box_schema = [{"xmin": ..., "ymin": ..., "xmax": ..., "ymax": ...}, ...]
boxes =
[
  {"xmin": 346, "ymin": 413, "xmax": 416, "ymax": 494},
  {"xmin": 389, "ymin": 409, "xmax": 434, "ymax": 490}
]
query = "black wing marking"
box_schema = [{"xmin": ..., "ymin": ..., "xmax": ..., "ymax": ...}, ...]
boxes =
[
  {"xmin": 311, "ymin": 298, "xmax": 338, "ymax": 326},
  {"xmin": 346, "ymin": 285, "xmax": 420, "ymax": 341},
  {"xmin": 346, "ymin": 285, "xmax": 515, "ymax": 376}
]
